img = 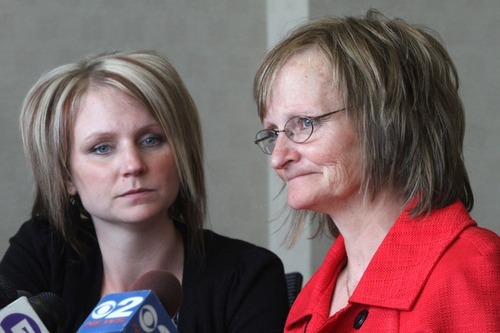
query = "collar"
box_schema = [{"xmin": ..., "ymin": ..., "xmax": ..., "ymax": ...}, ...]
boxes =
[{"xmin": 286, "ymin": 201, "xmax": 475, "ymax": 328}]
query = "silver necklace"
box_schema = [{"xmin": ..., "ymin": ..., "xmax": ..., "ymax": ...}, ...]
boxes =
[{"xmin": 345, "ymin": 269, "xmax": 357, "ymax": 298}]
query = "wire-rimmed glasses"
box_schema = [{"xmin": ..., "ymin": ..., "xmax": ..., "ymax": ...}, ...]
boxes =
[{"xmin": 254, "ymin": 108, "xmax": 346, "ymax": 155}]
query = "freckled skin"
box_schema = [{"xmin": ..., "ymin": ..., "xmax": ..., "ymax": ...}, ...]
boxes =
[{"xmin": 263, "ymin": 48, "xmax": 363, "ymax": 215}]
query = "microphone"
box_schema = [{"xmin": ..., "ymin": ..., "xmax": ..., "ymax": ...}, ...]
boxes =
[
  {"xmin": 0, "ymin": 292, "xmax": 67, "ymax": 333},
  {"xmin": 16, "ymin": 291, "xmax": 32, "ymax": 298},
  {"xmin": 131, "ymin": 270, "xmax": 182, "ymax": 319},
  {"xmin": 0, "ymin": 275, "xmax": 17, "ymax": 309},
  {"xmin": 29, "ymin": 292, "xmax": 67, "ymax": 332},
  {"xmin": 77, "ymin": 270, "xmax": 182, "ymax": 333}
]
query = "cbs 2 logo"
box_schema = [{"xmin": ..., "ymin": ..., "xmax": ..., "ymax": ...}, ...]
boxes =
[{"xmin": 91, "ymin": 296, "xmax": 144, "ymax": 319}]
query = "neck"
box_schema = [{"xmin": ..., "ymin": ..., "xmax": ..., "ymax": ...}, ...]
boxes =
[
  {"xmin": 95, "ymin": 217, "xmax": 184, "ymax": 295},
  {"xmin": 329, "ymin": 190, "xmax": 404, "ymax": 316},
  {"xmin": 333, "ymin": 188, "xmax": 405, "ymax": 282}
]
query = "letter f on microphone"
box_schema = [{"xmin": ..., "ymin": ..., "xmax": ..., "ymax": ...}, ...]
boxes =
[{"xmin": 0, "ymin": 296, "xmax": 48, "ymax": 333}]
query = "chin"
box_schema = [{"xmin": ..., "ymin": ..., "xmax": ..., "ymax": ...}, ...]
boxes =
[{"xmin": 286, "ymin": 194, "xmax": 313, "ymax": 211}]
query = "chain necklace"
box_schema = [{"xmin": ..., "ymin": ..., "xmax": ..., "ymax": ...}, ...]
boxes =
[
  {"xmin": 345, "ymin": 271, "xmax": 352, "ymax": 298},
  {"xmin": 345, "ymin": 268, "xmax": 358, "ymax": 298}
]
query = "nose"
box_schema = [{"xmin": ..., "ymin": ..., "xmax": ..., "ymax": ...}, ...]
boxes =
[
  {"xmin": 121, "ymin": 145, "xmax": 146, "ymax": 177},
  {"xmin": 270, "ymin": 134, "xmax": 297, "ymax": 170}
]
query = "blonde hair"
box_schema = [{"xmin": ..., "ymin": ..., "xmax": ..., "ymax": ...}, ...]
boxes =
[{"xmin": 21, "ymin": 50, "xmax": 206, "ymax": 256}]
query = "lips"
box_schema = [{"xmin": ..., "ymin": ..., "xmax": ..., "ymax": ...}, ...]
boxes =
[
  {"xmin": 119, "ymin": 188, "xmax": 152, "ymax": 197},
  {"xmin": 285, "ymin": 172, "xmax": 315, "ymax": 182}
]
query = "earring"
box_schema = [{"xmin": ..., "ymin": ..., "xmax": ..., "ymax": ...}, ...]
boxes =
[{"xmin": 68, "ymin": 195, "xmax": 82, "ymax": 235}]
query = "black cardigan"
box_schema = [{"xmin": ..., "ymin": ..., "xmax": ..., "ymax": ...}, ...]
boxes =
[{"xmin": 0, "ymin": 219, "xmax": 289, "ymax": 332}]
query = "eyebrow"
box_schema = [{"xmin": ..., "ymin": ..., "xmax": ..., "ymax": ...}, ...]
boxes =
[{"xmin": 80, "ymin": 123, "xmax": 164, "ymax": 143}]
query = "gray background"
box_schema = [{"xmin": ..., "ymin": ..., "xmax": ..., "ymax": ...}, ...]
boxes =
[{"xmin": 1, "ymin": 0, "xmax": 498, "ymax": 281}]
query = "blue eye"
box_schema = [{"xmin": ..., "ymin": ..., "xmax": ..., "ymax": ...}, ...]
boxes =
[
  {"xmin": 92, "ymin": 144, "xmax": 111, "ymax": 155},
  {"xmin": 142, "ymin": 135, "xmax": 163, "ymax": 147},
  {"xmin": 299, "ymin": 117, "xmax": 314, "ymax": 129}
]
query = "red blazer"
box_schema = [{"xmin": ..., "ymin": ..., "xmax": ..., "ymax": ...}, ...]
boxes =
[{"xmin": 285, "ymin": 201, "xmax": 500, "ymax": 332}]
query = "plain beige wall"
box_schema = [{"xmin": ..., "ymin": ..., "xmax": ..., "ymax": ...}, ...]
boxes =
[
  {"xmin": 0, "ymin": 1, "xmax": 498, "ymax": 280},
  {"xmin": 0, "ymin": 0, "xmax": 269, "ymax": 253}
]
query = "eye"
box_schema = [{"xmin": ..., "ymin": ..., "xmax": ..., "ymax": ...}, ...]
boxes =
[
  {"xmin": 287, "ymin": 116, "xmax": 314, "ymax": 134},
  {"xmin": 298, "ymin": 117, "xmax": 314, "ymax": 129},
  {"xmin": 141, "ymin": 134, "xmax": 164, "ymax": 147},
  {"xmin": 91, "ymin": 144, "xmax": 112, "ymax": 155}
]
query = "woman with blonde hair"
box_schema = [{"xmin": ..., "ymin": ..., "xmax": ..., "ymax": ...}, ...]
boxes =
[{"xmin": 1, "ymin": 50, "xmax": 289, "ymax": 332}]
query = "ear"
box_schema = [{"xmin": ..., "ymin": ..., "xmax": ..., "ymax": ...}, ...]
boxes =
[{"xmin": 66, "ymin": 178, "xmax": 77, "ymax": 196}]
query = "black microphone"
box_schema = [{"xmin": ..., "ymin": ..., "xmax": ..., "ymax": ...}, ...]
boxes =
[
  {"xmin": 28, "ymin": 292, "xmax": 67, "ymax": 332},
  {"xmin": 0, "ymin": 275, "xmax": 67, "ymax": 332},
  {"xmin": 0, "ymin": 275, "xmax": 18, "ymax": 309},
  {"xmin": 16, "ymin": 290, "xmax": 32, "ymax": 298},
  {"xmin": 77, "ymin": 270, "xmax": 182, "ymax": 333},
  {"xmin": 0, "ymin": 292, "xmax": 67, "ymax": 333}
]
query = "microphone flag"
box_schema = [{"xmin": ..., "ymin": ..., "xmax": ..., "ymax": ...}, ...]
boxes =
[
  {"xmin": 0, "ymin": 296, "xmax": 49, "ymax": 333},
  {"xmin": 77, "ymin": 290, "xmax": 177, "ymax": 333}
]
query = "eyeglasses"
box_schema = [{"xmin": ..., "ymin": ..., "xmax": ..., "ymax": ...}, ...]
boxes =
[{"xmin": 254, "ymin": 108, "xmax": 346, "ymax": 155}]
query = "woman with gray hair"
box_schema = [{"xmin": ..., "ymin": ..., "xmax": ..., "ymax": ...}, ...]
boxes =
[
  {"xmin": 0, "ymin": 50, "xmax": 289, "ymax": 332},
  {"xmin": 253, "ymin": 9, "xmax": 499, "ymax": 332}
]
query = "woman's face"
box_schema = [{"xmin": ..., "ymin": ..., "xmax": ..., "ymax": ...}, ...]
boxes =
[
  {"xmin": 66, "ymin": 86, "xmax": 180, "ymax": 227},
  {"xmin": 262, "ymin": 48, "xmax": 363, "ymax": 214}
]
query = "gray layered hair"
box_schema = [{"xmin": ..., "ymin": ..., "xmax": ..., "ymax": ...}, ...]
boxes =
[{"xmin": 254, "ymin": 9, "xmax": 473, "ymax": 244}]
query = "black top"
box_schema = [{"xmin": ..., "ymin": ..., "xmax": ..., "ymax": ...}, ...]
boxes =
[{"xmin": 0, "ymin": 218, "xmax": 289, "ymax": 332}]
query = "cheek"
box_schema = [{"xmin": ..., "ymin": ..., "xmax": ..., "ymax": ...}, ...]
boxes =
[
  {"xmin": 71, "ymin": 168, "xmax": 106, "ymax": 193},
  {"xmin": 68, "ymin": 158, "xmax": 110, "ymax": 193},
  {"xmin": 155, "ymin": 154, "xmax": 180, "ymax": 185},
  {"xmin": 316, "ymin": 130, "xmax": 362, "ymax": 176}
]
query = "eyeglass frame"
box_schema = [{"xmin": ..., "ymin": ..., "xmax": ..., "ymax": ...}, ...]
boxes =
[{"xmin": 254, "ymin": 107, "xmax": 346, "ymax": 155}]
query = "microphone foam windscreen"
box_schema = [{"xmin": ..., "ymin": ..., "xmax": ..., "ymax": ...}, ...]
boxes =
[
  {"xmin": 0, "ymin": 275, "xmax": 18, "ymax": 308},
  {"xmin": 131, "ymin": 270, "xmax": 182, "ymax": 318},
  {"xmin": 29, "ymin": 292, "xmax": 67, "ymax": 333},
  {"xmin": 17, "ymin": 290, "xmax": 32, "ymax": 298}
]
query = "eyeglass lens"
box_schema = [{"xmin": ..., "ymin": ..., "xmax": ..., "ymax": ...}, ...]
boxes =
[{"xmin": 254, "ymin": 116, "xmax": 314, "ymax": 155}]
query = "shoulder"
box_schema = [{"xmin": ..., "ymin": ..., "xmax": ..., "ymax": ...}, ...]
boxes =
[
  {"xmin": 7, "ymin": 217, "xmax": 63, "ymax": 249},
  {"xmin": 432, "ymin": 224, "xmax": 499, "ymax": 277},
  {"xmin": 16, "ymin": 217, "xmax": 54, "ymax": 233},
  {"xmin": 0, "ymin": 218, "xmax": 65, "ymax": 292},
  {"xmin": 201, "ymin": 229, "xmax": 283, "ymax": 268},
  {"xmin": 434, "ymin": 225, "xmax": 500, "ymax": 274},
  {"xmin": 409, "ymin": 225, "xmax": 500, "ymax": 329},
  {"xmin": 1, "ymin": 217, "xmax": 99, "ymax": 275},
  {"xmin": 203, "ymin": 229, "xmax": 268, "ymax": 252},
  {"xmin": 180, "ymin": 229, "xmax": 289, "ymax": 332},
  {"xmin": 6, "ymin": 217, "xmax": 97, "ymax": 254},
  {"xmin": 436, "ymin": 225, "xmax": 500, "ymax": 283},
  {"xmin": 457, "ymin": 225, "xmax": 500, "ymax": 255},
  {"xmin": 183, "ymin": 228, "xmax": 286, "ymax": 288},
  {"xmin": 422, "ymin": 225, "xmax": 499, "ymax": 299}
]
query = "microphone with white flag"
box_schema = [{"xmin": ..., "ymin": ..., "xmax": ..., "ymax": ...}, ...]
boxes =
[{"xmin": 0, "ymin": 292, "xmax": 67, "ymax": 333}]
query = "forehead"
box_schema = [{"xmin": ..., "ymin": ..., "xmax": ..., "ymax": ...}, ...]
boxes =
[
  {"xmin": 72, "ymin": 86, "xmax": 157, "ymax": 133},
  {"xmin": 263, "ymin": 48, "xmax": 339, "ymax": 124}
]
